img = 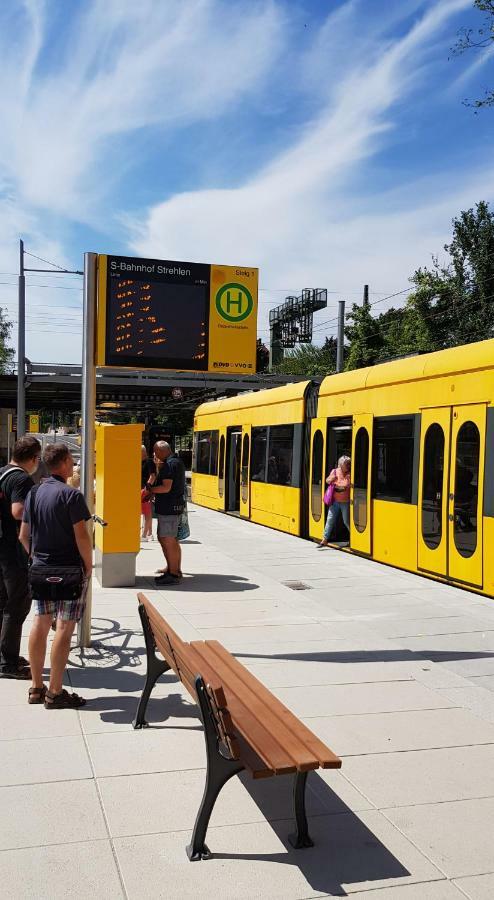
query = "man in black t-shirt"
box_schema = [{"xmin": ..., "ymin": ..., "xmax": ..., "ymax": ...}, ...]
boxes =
[
  {"xmin": 0, "ymin": 435, "xmax": 41, "ymax": 678},
  {"xmin": 145, "ymin": 441, "xmax": 185, "ymax": 585}
]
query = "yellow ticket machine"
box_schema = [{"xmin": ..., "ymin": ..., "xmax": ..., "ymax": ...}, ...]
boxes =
[{"xmin": 94, "ymin": 422, "xmax": 143, "ymax": 587}]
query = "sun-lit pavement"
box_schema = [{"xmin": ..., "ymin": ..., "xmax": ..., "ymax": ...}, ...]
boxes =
[{"xmin": 2, "ymin": 504, "xmax": 494, "ymax": 898}]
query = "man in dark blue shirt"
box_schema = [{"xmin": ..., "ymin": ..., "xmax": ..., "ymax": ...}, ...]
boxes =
[
  {"xmin": 20, "ymin": 443, "xmax": 92, "ymax": 708},
  {"xmin": 145, "ymin": 441, "xmax": 185, "ymax": 585}
]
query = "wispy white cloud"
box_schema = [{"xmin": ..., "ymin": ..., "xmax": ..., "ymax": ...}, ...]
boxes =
[
  {"xmin": 131, "ymin": 0, "xmax": 485, "ymax": 342},
  {"xmin": 0, "ymin": 0, "xmax": 286, "ymax": 217}
]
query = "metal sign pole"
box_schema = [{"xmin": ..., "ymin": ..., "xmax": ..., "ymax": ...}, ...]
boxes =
[
  {"xmin": 17, "ymin": 240, "xmax": 25, "ymax": 438},
  {"xmin": 78, "ymin": 252, "xmax": 97, "ymax": 648},
  {"xmin": 336, "ymin": 300, "xmax": 345, "ymax": 373}
]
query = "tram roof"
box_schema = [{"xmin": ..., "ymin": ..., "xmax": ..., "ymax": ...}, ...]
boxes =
[
  {"xmin": 195, "ymin": 380, "xmax": 311, "ymax": 416},
  {"xmin": 319, "ymin": 338, "xmax": 494, "ymax": 397}
]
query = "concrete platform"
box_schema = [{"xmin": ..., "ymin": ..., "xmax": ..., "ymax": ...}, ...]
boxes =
[{"xmin": 2, "ymin": 504, "xmax": 494, "ymax": 898}]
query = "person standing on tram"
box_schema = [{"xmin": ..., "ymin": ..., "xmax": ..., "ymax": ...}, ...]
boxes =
[{"xmin": 318, "ymin": 455, "xmax": 351, "ymax": 547}]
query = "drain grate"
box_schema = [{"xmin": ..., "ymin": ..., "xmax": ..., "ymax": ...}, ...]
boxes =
[{"xmin": 282, "ymin": 580, "xmax": 312, "ymax": 591}]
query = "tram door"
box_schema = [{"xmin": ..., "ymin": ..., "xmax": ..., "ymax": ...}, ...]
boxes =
[
  {"xmin": 418, "ymin": 408, "xmax": 451, "ymax": 577},
  {"xmin": 226, "ymin": 428, "xmax": 242, "ymax": 512},
  {"xmin": 350, "ymin": 414, "xmax": 373, "ymax": 554},
  {"xmin": 418, "ymin": 405, "xmax": 485, "ymax": 588},
  {"xmin": 239, "ymin": 426, "xmax": 251, "ymax": 519},
  {"xmin": 308, "ymin": 418, "xmax": 326, "ymax": 541}
]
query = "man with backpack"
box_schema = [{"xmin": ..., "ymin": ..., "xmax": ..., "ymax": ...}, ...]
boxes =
[
  {"xmin": 0, "ymin": 435, "xmax": 41, "ymax": 679},
  {"xmin": 19, "ymin": 443, "xmax": 92, "ymax": 708}
]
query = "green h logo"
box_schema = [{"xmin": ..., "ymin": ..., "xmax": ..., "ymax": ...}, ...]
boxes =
[{"xmin": 215, "ymin": 283, "xmax": 253, "ymax": 322}]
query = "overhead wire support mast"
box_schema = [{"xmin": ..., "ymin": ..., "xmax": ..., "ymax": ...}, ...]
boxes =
[
  {"xmin": 16, "ymin": 238, "xmax": 83, "ymax": 437},
  {"xmin": 268, "ymin": 288, "xmax": 328, "ymax": 371}
]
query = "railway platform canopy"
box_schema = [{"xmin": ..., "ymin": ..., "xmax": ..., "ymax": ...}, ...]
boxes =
[
  {"xmin": 2, "ymin": 504, "xmax": 494, "ymax": 897},
  {"xmin": 0, "ymin": 362, "xmax": 307, "ymax": 412}
]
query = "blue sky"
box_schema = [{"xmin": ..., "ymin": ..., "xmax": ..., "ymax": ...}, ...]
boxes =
[{"xmin": 0, "ymin": 0, "xmax": 493, "ymax": 362}]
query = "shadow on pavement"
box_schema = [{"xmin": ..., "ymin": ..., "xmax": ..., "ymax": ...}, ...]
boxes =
[
  {"xmin": 139, "ymin": 573, "xmax": 260, "ymax": 592},
  {"xmin": 220, "ymin": 770, "xmax": 410, "ymax": 895},
  {"xmin": 235, "ymin": 648, "xmax": 494, "ymax": 665},
  {"xmin": 67, "ymin": 622, "xmax": 416, "ymax": 892}
]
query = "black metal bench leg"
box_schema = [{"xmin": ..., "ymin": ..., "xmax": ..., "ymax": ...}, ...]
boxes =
[
  {"xmin": 288, "ymin": 771, "xmax": 314, "ymax": 849},
  {"xmin": 133, "ymin": 604, "xmax": 170, "ymax": 729},
  {"xmin": 186, "ymin": 677, "xmax": 244, "ymax": 861}
]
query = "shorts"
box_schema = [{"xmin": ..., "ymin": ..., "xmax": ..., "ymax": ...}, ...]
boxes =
[
  {"xmin": 157, "ymin": 514, "xmax": 180, "ymax": 538},
  {"xmin": 33, "ymin": 595, "xmax": 86, "ymax": 622},
  {"xmin": 141, "ymin": 500, "xmax": 152, "ymax": 516}
]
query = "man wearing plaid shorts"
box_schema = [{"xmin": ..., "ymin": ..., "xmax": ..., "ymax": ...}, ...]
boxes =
[{"xmin": 19, "ymin": 444, "xmax": 92, "ymax": 709}]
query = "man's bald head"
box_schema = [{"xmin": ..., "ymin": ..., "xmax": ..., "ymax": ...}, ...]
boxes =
[{"xmin": 153, "ymin": 441, "xmax": 172, "ymax": 461}]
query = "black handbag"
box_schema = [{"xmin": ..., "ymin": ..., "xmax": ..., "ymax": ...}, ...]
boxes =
[{"xmin": 27, "ymin": 486, "xmax": 84, "ymax": 600}]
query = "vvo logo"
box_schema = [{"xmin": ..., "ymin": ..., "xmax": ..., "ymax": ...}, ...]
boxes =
[{"xmin": 215, "ymin": 283, "xmax": 253, "ymax": 323}]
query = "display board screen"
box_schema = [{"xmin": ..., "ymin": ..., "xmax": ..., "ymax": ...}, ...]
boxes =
[{"xmin": 96, "ymin": 254, "xmax": 258, "ymax": 373}]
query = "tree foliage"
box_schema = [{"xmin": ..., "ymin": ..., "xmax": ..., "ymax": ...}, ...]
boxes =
[
  {"xmin": 273, "ymin": 337, "xmax": 337, "ymax": 376},
  {"xmin": 0, "ymin": 307, "xmax": 14, "ymax": 373},
  {"xmin": 344, "ymin": 201, "xmax": 494, "ymax": 370},
  {"xmin": 453, "ymin": 1, "xmax": 494, "ymax": 108}
]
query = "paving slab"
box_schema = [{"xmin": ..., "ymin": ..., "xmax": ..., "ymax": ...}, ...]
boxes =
[
  {"xmin": 0, "ymin": 840, "xmax": 124, "ymax": 899},
  {"xmin": 343, "ymin": 743, "xmax": 494, "ymax": 808},
  {"xmin": 346, "ymin": 883, "xmax": 465, "ymax": 899},
  {"xmin": 275, "ymin": 680, "xmax": 454, "ymax": 718},
  {"xmin": 453, "ymin": 873, "xmax": 494, "ymax": 898},
  {"xmin": 385, "ymin": 797, "xmax": 494, "ymax": 879},
  {"xmin": 114, "ymin": 808, "xmax": 444, "ymax": 899},
  {"xmin": 0, "ymin": 704, "xmax": 82, "ymax": 741},
  {"xmin": 306, "ymin": 706, "xmax": 494, "ymax": 756},
  {"xmin": 245, "ymin": 659, "xmax": 418, "ymax": 688},
  {"xmin": 86, "ymin": 726, "xmax": 206, "ymax": 777},
  {"xmin": 97, "ymin": 768, "xmax": 358, "ymax": 838},
  {"xmin": 0, "ymin": 734, "xmax": 92, "ymax": 786},
  {"xmin": 0, "ymin": 779, "xmax": 107, "ymax": 850}
]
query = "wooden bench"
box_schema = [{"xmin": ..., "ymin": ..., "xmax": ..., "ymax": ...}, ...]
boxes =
[{"xmin": 133, "ymin": 593, "xmax": 342, "ymax": 861}]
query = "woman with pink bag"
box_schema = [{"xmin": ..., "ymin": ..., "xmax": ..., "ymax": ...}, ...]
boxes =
[{"xmin": 318, "ymin": 455, "xmax": 351, "ymax": 547}]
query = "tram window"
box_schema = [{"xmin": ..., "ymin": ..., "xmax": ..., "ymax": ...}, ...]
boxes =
[
  {"xmin": 453, "ymin": 421, "xmax": 480, "ymax": 559},
  {"xmin": 219, "ymin": 435, "xmax": 225, "ymax": 479},
  {"xmin": 251, "ymin": 427, "xmax": 268, "ymax": 482},
  {"xmin": 194, "ymin": 430, "xmax": 219, "ymax": 475},
  {"xmin": 373, "ymin": 417, "xmax": 415, "ymax": 503},
  {"xmin": 353, "ymin": 427, "xmax": 369, "ymax": 533},
  {"xmin": 422, "ymin": 423, "xmax": 444, "ymax": 550},
  {"xmin": 311, "ymin": 430, "xmax": 324, "ymax": 522},
  {"xmin": 210, "ymin": 431, "xmax": 219, "ymax": 476},
  {"xmin": 267, "ymin": 425, "xmax": 293, "ymax": 486}
]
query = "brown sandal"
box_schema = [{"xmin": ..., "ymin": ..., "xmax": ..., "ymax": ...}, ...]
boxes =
[
  {"xmin": 28, "ymin": 685, "xmax": 47, "ymax": 704},
  {"xmin": 44, "ymin": 688, "xmax": 86, "ymax": 709}
]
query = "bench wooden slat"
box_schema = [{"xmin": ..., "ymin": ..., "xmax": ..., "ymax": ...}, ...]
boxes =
[
  {"xmin": 188, "ymin": 642, "xmax": 295, "ymax": 775},
  {"xmin": 141, "ymin": 599, "xmax": 278, "ymax": 778},
  {"xmin": 144, "ymin": 606, "xmax": 199, "ymax": 698},
  {"xmin": 191, "ymin": 641, "xmax": 318, "ymax": 774},
  {"xmin": 203, "ymin": 640, "xmax": 342, "ymax": 770}
]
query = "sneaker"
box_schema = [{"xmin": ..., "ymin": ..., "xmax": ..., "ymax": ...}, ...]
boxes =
[{"xmin": 154, "ymin": 572, "xmax": 182, "ymax": 586}]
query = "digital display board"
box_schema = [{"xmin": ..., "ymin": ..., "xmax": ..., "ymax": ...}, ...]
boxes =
[{"xmin": 96, "ymin": 254, "xmax": 258, "ymax": 373}]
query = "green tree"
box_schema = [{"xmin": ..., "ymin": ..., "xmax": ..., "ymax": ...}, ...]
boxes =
[
  {"xmin": 0, "ymin": 307, "xmax": 14, "ymax": 372},
  {"xmin": 344, "ymin": 202, "xmax": 494, "ymax": 371},
  {"xmin": 273, "ymin": 337, "xmax": 337, "ymax": 376},
  {"xmin": 453, "ymin": 1, "xmax": 494, "ymax": 108},
  {"xmin": 344, "ymin": 294, "xmax": 383, "ymax": 370}
]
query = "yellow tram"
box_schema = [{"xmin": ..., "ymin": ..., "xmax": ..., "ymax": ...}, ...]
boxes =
[{"xmin": 192, "ymin": 338, "xmax": 494, "ymax": 596}]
